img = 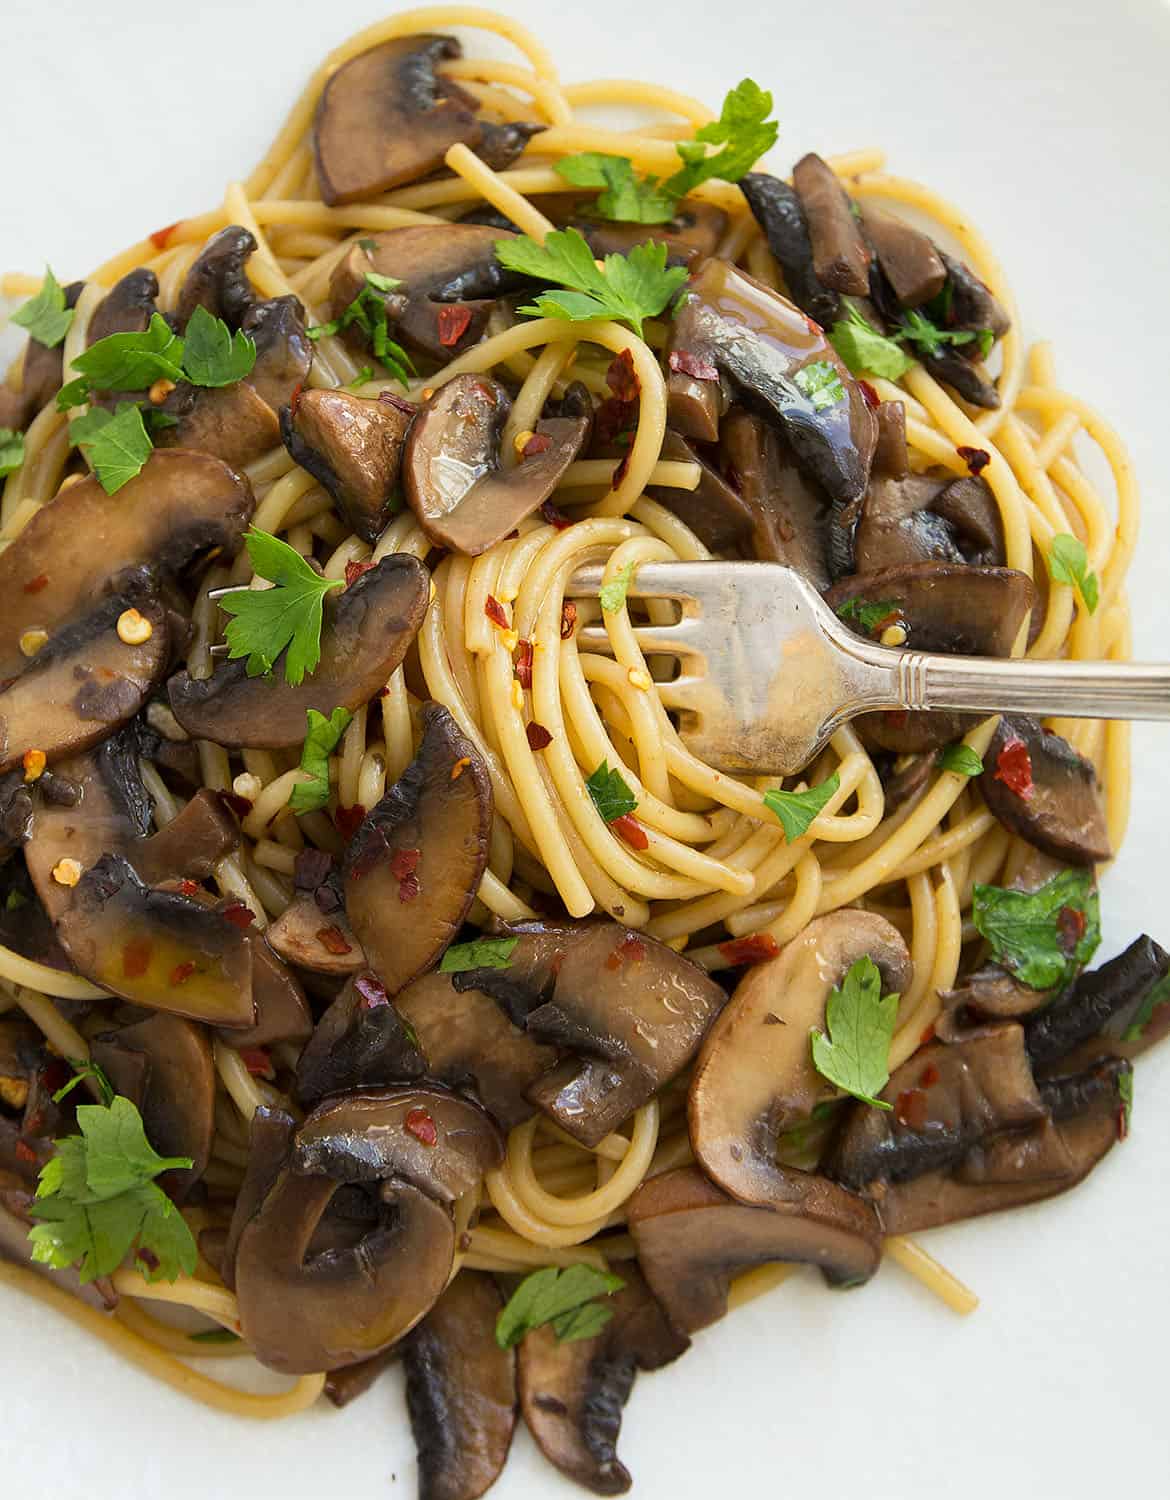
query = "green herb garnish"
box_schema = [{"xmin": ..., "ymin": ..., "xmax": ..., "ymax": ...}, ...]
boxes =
[
  {"xmin": 219, "ymin": 528, "xmax": 344, "ymax": 686},
  {"xmin": 69, "ymin": 313, "xmax": 185, "ymax": 394},
  {"xmin": 1121, "ymin": 971, "xmax": 1170, "ymax": 1043},
  {"xmin": 835, "ymin": 596, "xmax": 901, "ymax": 636},
  {"xmin": 0, "ymin": 428, "xmax": 24, "ymax": 477},
  {"xmin": 793, "ymin": 360, "xmax": 845, "ymax": 412},
  {"xmin": 828, "ymin": 300, "xmax": 913, "ymax": 381},
  {"xmin": 809, "ymin": 955, "xmax": 899, "ymax": 1109},
  {"xmin": 495, "ymin": 1264, "xmax": 625, "ymax": 1349},
  {"xmin": 1118, "ymin": 1069, "xmax": 1134, "ymax": 1132},
  {"xmin": 937, "ymin": 744, "xmax": 984, "ymax": 777},
  {"xmin": 1047, "ymin": 533, "xmax": 1099, "ymax": 614},
  {"xmin": 972, "ymin": 869, "xmax": 1101, "ymax": 991},
  {"xmin": 440, "ymin": 937, "xmax": 520, "ymax": 973},
  {"xmin": 307, "ymin": 273, "xmax": 414, "ymax": 388},
  {"xmin": 51, "ymin": 1059, "xmax": 116, "ymax": 1108},
  {"xmin": 585, "ymin": 759, "xmax": 638, "ymax": 822},
  {"xmin": 13, "ymin": 267, "xmax": 74, "ymax": 348},
  {"xmin": 69, "ymin": 404, "xmax": 153, "ymax": 495},
  {"xmin": 555, "ymin": 154, "xmax": 677, "ymax": 225},
  {"xmin": 664, "ymin": 79, "xmax": 779, "ymax": 197},
  {"xmin": 288, "ymin": 706, "xmax": 352, "ymax": 814},
  {"xmin": 181, "ymin": 305, "xmax": 258, "ymax": 387},
  {"xmin": 599, "ymin": 559, "xmax": 638, "ymax": 613},
  {"xmin": 763, "ymin": 772, "xmax": 840, "ymax": 842}
]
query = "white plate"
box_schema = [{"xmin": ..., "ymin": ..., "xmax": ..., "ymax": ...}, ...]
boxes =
[{"xmin": 3, "ymin": 0, "xmax": 1170, "ymax": 1494}]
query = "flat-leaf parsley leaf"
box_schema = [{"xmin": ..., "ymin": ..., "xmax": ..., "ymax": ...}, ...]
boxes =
[
  {"xmin": 810, "ymin": 955, "xmax": 899, "ymax": 1108},
  {"xmin": 763, "ymin": 772, "xmax": 840, "ymax": 842},
  {"xmin": 496, "ymin": 1264, "xmax": 625, "ymax": 1349},
  {"xmin": 219, "ymin": 528, "xmax": 344, "ymax": 686},
  {"xmin": 289, "ymin": 706, "xmax": 353, "ymax": 814}
]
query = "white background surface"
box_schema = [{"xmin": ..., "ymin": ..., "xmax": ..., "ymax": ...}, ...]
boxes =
[{"xmin": 3, "ymin": 1, "xmax": 1170, "ymax": 1496}]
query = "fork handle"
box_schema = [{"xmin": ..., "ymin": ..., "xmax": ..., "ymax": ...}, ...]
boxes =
[{"xmin": 882, "ymin": 652, "xmax": 1170, "ymax": 720}]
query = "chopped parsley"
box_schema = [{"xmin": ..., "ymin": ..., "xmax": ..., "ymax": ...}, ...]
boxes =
[
  {"xmin": 61, "ymin": 308, "xmax": 257, "ymax": 410},
  {"xmin": 835, "ymin": 596, "xmax": 901, "ymax": 635},
  {"xmin": 307, "ymin": 272, "xmax": 414, "ymax": 388},
  {"xmin": 12, "ymin": 266, "xmax": 74, "ymax": 348},
  {"xmin": 1118, "ymin": 1069, "xmax": 1133, "ymax": 1132},
  {"xmin": 828, "ymin": 301, "xmax": 913, "ymax": 381},
  {"xmin": 585, "ymin": 759, "xmax": 638, "ymax": 822},
  {"xmin": 599, "ymin": 559, "xmax": 638, "ymax": 613},
  {"xmin": 763, "ymin": 772, "xmax": 840, "ymax": 842},
  {"xmin": 440, "ymin": 936, "xmax": 519, "ymax": 973},
  {"xmin": 495, "ymin": 1264, "xmax": 625, "ymax": 1349},
  {"xmin": 181, "ymin": 306, "xmax": 258, "ymax": 387},
  {"xmin": 1047, "ymin": 533, "xmax": 1099, "ymax": 614},
  {"xmin": 809, "ymin": 955, "xmax": 899, "ymax": 1109},
  {"xmin": 937, "ymin": 744, "xmax": 984, "ymax": 777},
  {"xmin": 0, "ymin": 428, "xmax": 25, "ymax": 478},
  {"xmin": 555, "ymin": 154, "xmax": 677, "ymax": 225},
  {"xmin": 288, "ymin": 707, "xmax": 352, "ymax": 814},
  {"xmin": 51, "ymin": 1058, "xmax": 116, "ymax": 1108},
  {"xmin": 219, "ymin": 528, "xmax": 344, "ymax": 686},
  {"xmin": 793, "ymin": 360, "xmax": 845, "ymax": 412},
  {"xmin": 972, "ymin": 869, "xmax": 1101, "ymax": 990},
  {"xmin": 69, "ymin": 403, "xmax": 153, "ymax": 494}
]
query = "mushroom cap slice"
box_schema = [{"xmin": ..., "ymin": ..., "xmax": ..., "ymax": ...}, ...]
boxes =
[
  {"xmin": 627, "ymin": 1166, "xmax": 881, "ymax": 1334},
  {"xmin": 518, "ymin": 1265, "xmax": 687, "ymax": 1497},
  {"xmin": 167, "ymin": 552, "xmax": 430, "ymax": 748},
  {"xmin": 295, "ymin": 970, "xmax": 426, "ymax": 1106},
  {"xmin": 936, "ymin": 963, "xmax": 1055, "ymax": 1040},
  {"xmin": 221, "ymin": 936, "xmax": 313, "ymax": 1051},
  {"xmin": 343, "ymin": 702, "xmax": 492, "ymax": 993},
  {"xmin": 855, "ymin": 472, "xmax": 1006, "ymax": 575},
  {"xmin": 0, "ymin": 450, "xmax": 254, "ymax": 682},
  {"xmin": 0, "ymin": 592, "xmax": 170, "ymax": 774},
  {"xmin": 404, "ymin": 374, "xmax": 590, "ymax": 555},
  {"xmin": 264, "ymin": 884, "xmax": 366, "ymax": 975},
  {"xmin": 176, "ymin": 226, "xmax": 258, "ymax": 329},
  {"xmin": 281, "ymin": 388, "xmax": 413, "ymax": 543},
  {"xmin": 313, "ymin": 36, "xmax": 482, "ymax": 206},
  {"xmin": 739, "ymin": 172, "xmax": 841, "ymax": 329},
  {"xmin": 55, "ymin": 853, "xmax": 255, "ymax": 1028},
  {"xmin": 689, "ymin": 911, "xmax": 912, "ymax": 1207},
  {"xmin": 858, "ymin": 205, "xmax": 946, "ymax": 308},
  {"xmin": 158, "ymin": 380, "xmax": 280, "ymax": 470},
  {"xmin": 1024, "ymin": 934, "xmax": 1170, "ymax": 1069},
  {"xmin": 240, "ymin": 294, "xmax": 313, "ymax": 411},
  {"xmin": 88, "ymin": 269, "xmax": 159, "ymax": 344},
  {"xmin": 979, "ymin": 714, "xmax": 1111, "ymax": 866},
  {"xmin": 404, "ymin": 1271, "xmax": 517, "ymax": 1500},
  {"xmin": 645, "ymin": 429, "xmax": 757, "ymax": 557},
  {"xmin": 221, "ymin": 1105, "xmax": 296, "ymax": 1292},
  {"xmin": 791, "ymin": 152, "xmax": 872, "ymax": 296},
  {"xmin": 717, "ymin": 407, "xmax": 832, "ymax": 580}
]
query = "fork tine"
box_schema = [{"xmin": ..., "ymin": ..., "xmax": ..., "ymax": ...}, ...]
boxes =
[
  {"xmin": 206, "ymin": 584, "xmax": 251, "ymax": 601},
  {"xmin": 576, "ymin": 622, "xmax": 701, "ymax": 656},
  {"xmin": 208, "ymin": 643, "xmax": 231, "ymax": 657}
]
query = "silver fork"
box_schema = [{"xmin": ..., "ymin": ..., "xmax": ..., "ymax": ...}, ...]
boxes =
[{"xmin": 568, "ymin": 561, "xmax": 1170, "ymax": 775}]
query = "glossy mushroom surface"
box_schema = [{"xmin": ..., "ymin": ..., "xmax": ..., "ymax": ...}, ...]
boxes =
[
  {"xmin": 281, "ymin": 388, "xmax": 413, "ymax": 542},
  {"xmin": 979, "ymin": 714, "xmax": 1111, "ymax": 865}
]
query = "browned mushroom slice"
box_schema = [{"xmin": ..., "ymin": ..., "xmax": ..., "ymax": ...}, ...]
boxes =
[
  {"xmin": 329, "ymin": 225, "xmax": 526, "ymax": 363},
  {"xmin": 739, "ymin": 172, "xmax": 841, "ymax": 329},
  {"xmin": 825, "ymin": 561, "xmax": 1036, "ymax": 753},
  {"xmin": 158, "ymin": 379, "xmax": 280, "ymax": 469},
  {"xmin": 872, "ymin": 400, "xmax": 909, "ymax": 479},
  {"xmin": 167, "ymin": 553, "xmax": 429, "ymax": 748},
  {"xmin": 55, "ymin": 853, "xmax": 255, "ymax": 1028},
  {"xmin": 518, "ymin": 1265, "xmax": 687, "ymax": 1497},
  {"xmin": 689, "ymin": 911, "xmax": 911, "ymax": 1207},
  {"xmin": 853, "ymin": 472, "xmax": 964, "ymax": 573},
  {"xmin": 221, "ymin": 1105, "xmax": 296, "ymax": 1291},
  {"xmin": 718, "ymin": 407, "xmax": 832, "ymax": 581},
  {"xmin": 858, "ymin": 206, "xmax": 946, "ymax": 308},
  {"xmin": 1025, "ymin": 935, "xmax": 1170, "ymax": 1069},
  {"xmin": 936, "ymin": 963, "xmax": 1054, "ymax": 1040},
  {"xmin": 313, "ymin": 36, "xmax": 482, "ymax": 206},
  {"xmin": 88, "ymin": 269, "xmax": 159, "ymax": 344},
  {"xmin": 930, "ymin": 475, "xmax": 1005, "ymax": 565},
  {"xmin": 240, "ymin": 295, "xmax": 313, "ymax": 411},
  {"xmin": 475, "ymin": 119, "xmax": 544, "ymax": 171},
  {"xmin": 627, "ymin": 1166, "xmax": 881, "ymax": 1335},
  {"xmin": 575, "ymin": 201, "xmax": 728, "ymax": 267},
  {"xmin": 296, "ymin": 970, "xmax": 426, "ymax": 1105},
  {"xmin": 940, "ymin": 251, "xmax": 1011, "ymax": 340},
  {"xmin": 324, "ymin": 1349, "xmax": 400, "ymax": 1409},
  {"xmin": 792, "ymin": 153, "xmax": 871, "ymax": 296},
  {"xmin": 343, "ymin": 703, "xmax": 492, "ymax": 992},
  {"xmin": 404, "ymin": 1271, "xmax": 517, "ymax": 1500},
  {"xmin": 979, "ymin": 715, "xmax": 1110, "ymax": 866},
  {"xmin": 133, "ymin": 789, "xmax": 240, "ymax": 886},
  {"xmin": 281, "ymin": 388, "xmax": 412, "ymax": 543},
  {"xmin": 0, "ymin": 450, "xmax": 254, "ymax": 682},
  {"xmin": 176, "ymin": 226, "xmax": 258, "ymax": 328},
  {"xmin": 644, "ymin": 430, "xmax": 756, "ymax": 557},
  {"xmin": 223, "ymin": 938, "xmax": 313, "ymax": 1051},
  {"xmin": 90, "ymin": 1009, "xmax": 215, "ymax": 1201},
  {"xmin": 265, "ymin": 887, "xmax": 366, "ymax": 975},
  {"xmin": 0, "ymin": 593, "xmax": 169, "ymax": 774},
  {"xmin": 403, "ymin": 374, "xmax": 589, "ymax": 555},
  {"xmin": 665, "ymin": 258, "xmax": 876, "ymax": 575},
  {"xmin": 394, "ymin": 970, "xmax": 557, "ymax": 1129}
]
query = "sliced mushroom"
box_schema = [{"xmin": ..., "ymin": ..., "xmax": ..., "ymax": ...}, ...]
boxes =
[
  {"xmin": 792, "ymin": 153, "xmax": 871, "ymax": 296},
  {"xmin": 645, "ymin": 429, "xmax": 757, "ymax": 557},
  {"xmin": 627, "ymin": 1166, "xmax": 881, "ymax": 1335},
  {"xmin": 296, "ymin": 970, "xmax": 426, "ymax": 1105},
  {"xmin": 575, "ymin": 201, "xmax": 727, "ymax": 268},
  {"xmin": 265, "ymin": 886, "xmax": 366, "ymax": 975},
  {"xmin": 445, "ymin": 919, "xmax": 581, "ymax": 1028},
  {"xmin": 221, "ymin": 1105, "xmax": 296, "ymax": 1291},
  {"xmin": 518, "ymin": 1264, "xmax": 686, "ymax": 1496},
  {"xmin": 979, "ymin": 715, "xmax": 1110, "ymax": 865},
  {"xmin": 664, "ymin": 258, "xmax": 876, "ymax": 575},
  {"xmin": 329, "ymin": 225, "xmax": 527, "ymax": 363},
  {"xmin": 854, "ymin": 471, "xmax": 1006, "ymax": 574},
  {"xmin": 313, "ymin": 36, "xmax": 481, "ymax": 206},
  {"xmin": 718, "ymin": 407, "xmax": 832, "ymax": 582},
  {"xmin": 133, "ymin": 790, "xmax": 241, "ymax": 887},
  {"xmin": 281, "ymin": 388, "xmax": 412, "ymax": 543},
  {"xmin": 858, "ymin": 206, "xmax": 946, "ymax": 308},
  {"xmin": 939, "ymin": 251, "xmax": 1011, "ymax": 341},
  {"xmin": 872, "ymin": 400, "xmax": 909, "ymax": 479},
  {"xmin": 157, "ymin": 381, "xmax": 281, "ymax": 470},
  {"xmin": 167, "ymin": 552, "xmax": 429, "ymax": 747},
  {"xmin": 343, "ymin": 703, "xmax": 492, "ymax": 993},
  {"xmin": 87, "ymin": 269, "xmax": 160, "ymax": 344},
  {"xmin": 404, "ymin": 1271, "xmax": 517, "ymax": 1500},
  {"xmin": 936, "ymin": 963, "xmax": 1054, "ymax": 1040},
  {"xmin": 1025, "ymin": 935, "xmax": 1170, "ymax": 1069},
  {"xmin": 689, "ymin": 911, "xmax": 911, "ymax": 1207},
  {"xmin": 240, "ymin": 294, "xmax": 313, "ymax": 411},
  {"xmin": 90, "ymin": 1008, "xmax": 214, "ymax": 1201},
  {"xmin": 0, "ymin": 592, "xmax": 169, "ymax": 774},
  {"xmin": 324, "ymin": 1349, "xmax": 400, "ymax": 1408},
  {"xmin": 224, "ymin": 937, "xmax": 313, "ymax": 1051},
  {"xmin": 825, "ymin": 561, "xmax": 1036, "ymax": 752},
  {"xmin": 0, "ymin": 450, "xmax": 254, "ymax": 682},
  {"xmin": 930, "ymin": 475, "xmax": 1005, "ymax": 564},
  {"xmin": 475, "ymin": 119, "xmax": 544, "ymax": 172},
  {"xmin": 176, "ymin": 226, "xmax": 257, "ymax": 329},
  {"xmin": 739, "ymin": 172, "xmax": 841, "ymax": 329},
  {"xmin": 394, "ymin": 970, "xmax": 557, "ymax": 1129},
  {"xmin": 403, "ymin": 374, "xmax": 590, "ymax": 554}
]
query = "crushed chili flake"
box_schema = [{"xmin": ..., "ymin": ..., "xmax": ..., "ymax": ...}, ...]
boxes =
[
  {"xmin": 354, "ymin": 971, "xmax": 390, "ymax": 1009},
  {"xmin": 611, "ymin": 813, "xmax": 649, "ymax": 850},
  {"xmin": 345, "ymin": 559, "xmax": 376, "ymax": 588},
  {"xmin": 994, "ymin": 738, "xmax": 1034, "ymax": 800},
  {"xmin": 522, "ymin": 432, "xmax": 552, "ymax": 459},
  {"xmin": 335, "ymin": 803, "xmax": 366, "ymax": 841},
  {"xmin": 169, "ymin": 960, "xmax": 197, "ymax": 987},
  {"xmin": 436, "ymin": 304, "xmax": 473, "ymax": 348},
  {"xmin": 484, "ymin": 594, "xmax": 509, "ymax": 629},
  {"xmin": 149, "ymin": 222, "xmax": 179, "ymax": 251},
  {"xmin": 857, "ymin": 379, "xmax": 880, "ymax": 410},
  {"xmin": 398, "ymin": 872, "xmax": 420, "ymax": 903},
  {"xmin": 718, "ymin": 933, "xmax": 781, "ymax": 966},
  {"xmin": 288, "ymin": 381, "xmax": 304, "ymax": 417},
  {"xmin": 515, "ymin": 639, "xmax": 534, "ymax": 690},
  {"xmin": 957, "ymin": 445, "xmax": 991, "ymax": 476},
  {"xmin": 667, "ymin": 349, "xmax": 719, "ymax": 382},
  {"xmin": 240, "ymin": 1048, "xmax": 273, "ymax": 1078},
  {"xmin": 606, "ymin": 349, "xmax": 640, "ymax": 402},
  {"xmin": 450, "ymin": 756, "xmax": 471, "ymax": 781},
  {"xmin": 920, "ymin": 1023, "xmax": 936, "ymax": 1046},
  {"xmin": 919, "ymin": 1063, "xmax": 941, "ymax": 1089},
  {"xmin": 222, "ymin": 902, "xmax": 256, "ymax": 930},
  {"xmin": 540, "ymin": 498, "xmax": 573, "ymax": 530},
  {"xmin": 895, "ymin": 1089, "xmax": 930, "ymax": 1130},
  {"xmin": 560, "ymin": 600, "xmax": 577, "ymax": 640},
  {"xmin": 405, "ymin": 1107, "xmax": 438, "ymax": 1146},
  {"xmin": 390, "ymin": 847, "xmax": 420, "ymax": 881},
  {"xmin": 14, "ymin": 1139, "xmax": 37, "ymax": 1165},
  {"xmin": 178, "ymin": 879, "xmax": 199, "ymax": 896},
  {"xmin": 1057, "ymin": 904, "xmax": 1087, "ymax": 953},
  {"xmin": 22, "ymin": 574, "xmax": 49, "ymax": 595},
  {"xmin": 316, "ymin": 924, "xmax": 353, "ymax": 956},
  {"xmin": 122, "ymin": 939, "xmax": 152, "ymax": 979},
  {"xmin": 605, "ymin": 932, "xmax": 647, "ymax": 970},
  {"xmin": 525, "ymin": 721, "xmax": 553, "ymax": 751}
]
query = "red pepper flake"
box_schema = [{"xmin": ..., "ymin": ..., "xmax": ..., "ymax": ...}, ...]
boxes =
[
  {"xmin": 718, "ymin": 932, "xmax": 781, "ymax": 966},
  {"xmin": 390, "ymin": 848, "xmax": 420, "ymax": 881},
  {"xmin": 920, "ymin": 1023, "xmax": 937, "ymax": 1046},
  {"xmin": 957, "ymin": 445, "xmax": 990, "ymax": 476},
  {"xmin": 560, "ymin": 600, "xmax": 577, "ymax": 640},
  {"xmin": 222, "ymin": 902, "xmax": 256, "ymax": 930},
  {"xmin": 605, "ymin": 932, "xmax": 647, "ymax": 970},
  {"xmin": 178, "ymin": 879, "xmax": 199, "ymax": 897},
  {"xmin": 405, "ymin": 1107, "xmax": 438, "ymax": 1146},
  {"xmin": 540, "ymin": 498, "xmax": 573, "ymax": 530},
  {"xmin": 522, "ymin": 432, "xmax": 553, "ymax": 459},
  {"xmin": 436, "ymin": 304, "xmax": 473, "ymax": 348},
  {"xmin": 526, "ymin": 721, "xmax": 553, "ymax": 751},
  {"xmin": 316, "ymin": 924, "xmax": 353, "ymax": 956},
  {"xmin": 606, "ymin": 348, "xmax": 640, "ymax": 402},
  {"xmin": 345, "ymin": 559, "xmax": 375, "ymax": 588},
  {"xmin": 14, "ymin": 1139, "xmax": 37, "ymax": 1165},
  {"xmin": 122, "ymin": 939, "xmax": 152, "ymax": 979},
  {"xmin": 667, "ymin": 349, "xmax": 719, "ymax": 382},
  {"xmin": 169, "ymin": 960, "xmax": 197, "ymax": 987},
  {"xmin": 288, "ymin": 381, "xmax": 304, "ymax": 417},
  {"xmin": 1057, "ymin": 904, "xmax": 1087, "ymax": 953},
  {"xmin": 221, "ymin": 792, "xmax": 253, "ymax": 819},
  {"xmin": 994, "ymin": 738, "xmax": 1034, "ymax": 800},
  {"xmin": 895, "ymin": 1089, "xmax": 930, "ymax": 1130},
  {"xmin": 149, "ymin": 222, "xmax": 179, "ymax": 250},
  {"xmin": 334, "ymin": 803, "xmax": 366, "ymax": 841},
  {"xmin": 611, "ymin": 813, "xmax": 649, "ymax": 851},
  {"xmin": 484, "ymin": 594, "xmax": 509, "ymax": 629},
  {"xmin": 354, "ymin": 971, "xmax": 390, "ymax": 1009},
  {"xmin": 240, "ymin": 1048, "xmax": 273, "ymax": 1078},
  {"xmin": 515, "ymin": 639, "xmax": 534, "ymax": 690},
  {"xmin": 857, "ymin": 379, "xmax": 880, "ymax": 411},
  {"xmin": 22, "ymin": 574, "xmax": 49, "ymax": 595},
  {"xmin": 612, "ymin": 454, "xmax": 630, "ymax": 487},
  {"xmin": 919, "ymin": 1063, "xmax": 941, "ymax": 1089},
  {"xmin": 398, "ymin": 872, "xmax": 420, "ymax": 903}
]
